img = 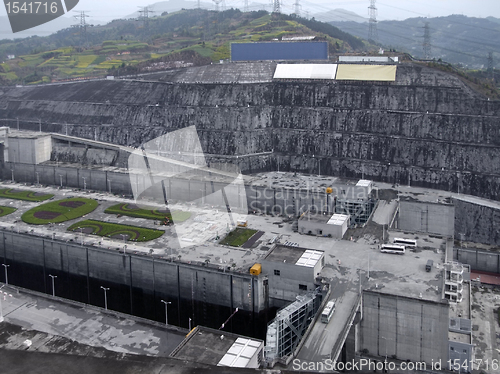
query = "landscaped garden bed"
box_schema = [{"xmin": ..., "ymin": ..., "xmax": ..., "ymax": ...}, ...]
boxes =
[
  {"xmin": 0, "ymin": 206, "xmax": 17, "ymax": 217},
  {"xmin": 0, "ymin": 188, "xmax": 53, "ymax": 202},
  {"xmin": 219, "ymin": 227, "xmax": 258, "ymax": 247},
  {"xmin": 21, "ymin": 197, "xmax": 98, "ymax": 224},
  {"xmin": 104, "ymin": 203, "xmax": 191, "ymax": 222},
  {"xmin": 67, "ymin": 219, "xmax": 164, "ymax": 242}
]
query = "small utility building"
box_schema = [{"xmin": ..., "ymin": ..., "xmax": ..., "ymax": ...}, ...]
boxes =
[{"xmin": 298, "ymin": 210, "xmax": 349, "ymax": 239}]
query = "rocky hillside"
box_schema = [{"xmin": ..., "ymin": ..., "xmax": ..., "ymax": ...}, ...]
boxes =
[{"xmin": 1, "ymin": 61, "xmax": 499, "ymax": 200}]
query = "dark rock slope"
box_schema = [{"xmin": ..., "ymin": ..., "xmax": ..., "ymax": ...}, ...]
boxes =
[{"xmin": 0, "ymin": 62, "xmax": 499, "ymax": 199}]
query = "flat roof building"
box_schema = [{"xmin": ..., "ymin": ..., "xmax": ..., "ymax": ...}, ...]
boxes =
[
  {"xmin": 260, "ymin": 244, "xmax": 324, "ymax": 306},
  {"xmin": 298, "ymin": 210, "xmax": 349, "ymax": 239},
  {"xmin": 170, "ymin": 326, "xmax": 264, "ymax": 369}
]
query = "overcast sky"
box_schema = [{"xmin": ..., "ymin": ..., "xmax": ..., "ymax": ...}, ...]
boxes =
[{"xmin": 1, "ymin": 0, "xmax": 500, "ymax": 24}]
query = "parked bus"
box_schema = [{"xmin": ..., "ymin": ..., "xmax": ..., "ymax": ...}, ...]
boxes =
[
  {"xmin": 380, "ymin": 244, "xmax": 406, "ymax": 255},
  {"xmin": 321, "ymin": 300, "xmax": 336, "ymax": 323},
  {"xmin": 393, "ymin": 238, "xmax": 417, "ymax": 248}
]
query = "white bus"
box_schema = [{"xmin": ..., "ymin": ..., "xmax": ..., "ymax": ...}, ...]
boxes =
[
  {"xmin": 380, "ymin": 244, "xmax": 406, "ymax": 255},
  {"xmin": 321, "ymin": 300, "xmax": 336, "ymax": 323},
  {"xmin": 393, "ymin": 238, "xmax": 417, "ymax": 248}
]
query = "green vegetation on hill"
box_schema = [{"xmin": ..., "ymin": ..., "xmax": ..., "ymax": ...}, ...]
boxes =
[{"xmin": 0, "ymin": 9, "xmax": 365, "ymax": 85}]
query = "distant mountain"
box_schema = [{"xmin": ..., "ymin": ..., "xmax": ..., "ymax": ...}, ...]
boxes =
[
  {"xmin": 331, "ymin": 15, "xmax": 500, "ymax": 68},
  {"xmin": 0, "ymin": 15, "xmax": 76, "ymax": 40},
  {"xmin": 313, "ymin": 9, "xmax": 367, "ymax": 24}
]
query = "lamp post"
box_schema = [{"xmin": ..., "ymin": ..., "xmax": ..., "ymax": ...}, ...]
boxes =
[
  {"xmin": 189, "ymin": 317, "xmax": 192, "ymax": 330},
  {"xmin": 0, "ymin": 285, "xmax": 4, "ymax": 322},
  {"xmin": 108, "ymin": 179, "xmax": 112, "ymax": 194},
  {"xmin": 82, "ymin": 177, "xmax": 86, "ymax": 191},
  {"xmin": 101, "ymin": 286, "xmax": 109, "ymax": 310},
  {"xmin": 10, "ymin": 169, "xmax": 14, "ymax": 183},
  {"xmin": 49, "ymin": 274, "xmax": 57, "ymax": 297},
  {"xmin": 2, "ymin": 264, "xmax": 9, "ymax": 285},
  {"xmin": 59, "ymin": 174, "xmax": 63, "ymax": 188},
  {"xmin": 161, "ymin": 300, "xmax": 171, "ymax": 325},
  {"xmin": 36, "ymin": 172, "xmax": 40, "ymax": 186},
  {"xmin": 79, "ymin": 227, "xmax": 84, "ymax": 245},
  {"xmin": 381, "ymin": 336, "xmax": 388, "ymax": 361}
]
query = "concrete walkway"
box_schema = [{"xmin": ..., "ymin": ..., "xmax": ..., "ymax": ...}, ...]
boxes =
[{"xmin": 0, "ymin": 283, "xmax": 186, "ymax": 357}]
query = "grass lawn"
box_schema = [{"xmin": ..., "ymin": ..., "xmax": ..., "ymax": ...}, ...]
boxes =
[
  {"xmin": 0, "ymin": 188, "xmax": 54, "ymax": 202},
  {"xmin": 21, "ymin": 197, "xmax": 98, "ymax": 225},
  {"xmin": 104, "ymin": 203, "xmax": 191, "ymax": 222},
  {"xmin": 68, "ymin": 219, "xmax": 164, "ymax": 242},
  {"xmin": 220, "ymin": 228, "xmax": 258, "ymax": 247},
  {"xmin": 0, "ymin": 206, "xmax": 17, "ymax": 217}
]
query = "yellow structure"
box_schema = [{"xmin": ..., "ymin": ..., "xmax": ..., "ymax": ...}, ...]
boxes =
[{"xmin": 250, "ymin": 263, "xmax": 262, "ymax": 276}]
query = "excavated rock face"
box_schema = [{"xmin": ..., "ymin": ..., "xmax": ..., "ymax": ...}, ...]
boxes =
[{"xmin": 0, "ymin": 63, "xmax": 499, "ymax": 199}]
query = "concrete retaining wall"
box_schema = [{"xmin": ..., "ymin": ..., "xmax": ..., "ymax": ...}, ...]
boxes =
[
  {"xmin": 361, "ymin": 290, "xmax": 449, "ymax": 364},
  {"xmin": 454, "ymin": 248, "xmax": 500, "ymax": 273},
  {"xmin": 453, "ymin": 198, "xmax": 500, "ymax": 246},
  {"xmin": 398, "ymin": 200, "xmax": 455, "ymax": 237}
]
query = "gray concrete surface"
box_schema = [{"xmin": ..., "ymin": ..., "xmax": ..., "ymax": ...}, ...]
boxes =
[{"xmin": 0, "ymin": 284, "xmax": 186, "ymax": 357}]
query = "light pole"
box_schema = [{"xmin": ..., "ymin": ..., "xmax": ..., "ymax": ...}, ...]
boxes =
[
  {"xmin": 161, "ymin": 300, "xmax": 171, "ymax": 326},
  {"xmin": 79, "ymin": 227, "xmax": 84, "ymax": 245},
  {"xmin": 108, "ymin": 179, "xmax": 112, "ymax": 194},
  {"xmin": 0, "ymin": 285, "xmax": 4, "ymax": 322},
  {"xmin": 381, "ymin": 336, "xmax": 388, "ymax": 361},
  {"xmin": 36, "ymin": 172, "xmax": 40, "ymax": 186},
  {"xmin": 82, "ymin": 177, "xmax": 86, "ymax": 191},
  {"xmin": 2, "ymin": 264, "xmax": 9, "ymax": 285},
  {"xmin": 59, "ymin": 174, "xmax": 63, "ymax": 188},
  {"xmin": 101, "ymin": 286, "xmax": 109, "ymax": 310},
  {"xmin": 49, "ymin": 274, "xmax": 57, "ymax": 297},
  {"xmin": 189, "ymin": 317, "xmax": 192, "ymax": 330},
  {"xmin": 10, "ymin": 169, "xmax": 14, "ymax": 183}
]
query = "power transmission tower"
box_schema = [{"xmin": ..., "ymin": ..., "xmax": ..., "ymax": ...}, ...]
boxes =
[
  {"xmin": 138, "ymin": 6, "xmax": 155, "ymax": 29},
  {"xmin": 368, "ymin": 0, "xmax": 378, "ymax": 41},
  {"xmin": 294, "ymin": 0, "xmax": 300, "ymax": 16},
  {"xmin": 423, "ymin": 22, "xmax": 431, "ymax": 59},
  {"xmin": 197, "ymin": 0, "xmax": 201, "ymax": 8},
  {"xmin": 213, "ymin": 0, "xmax": 221, "ymax": 12},
  {"xmin": 272, "ymin": 0, "xmax": 281, "ymax": 14},
  {"xmin": 244, "ymin": 0, "xmax": 249, "ymax": 12},
  {"xmin": 487, "ymin": 52, "xmax": 494, "ymax": 81},
  {"xmin": 73, "ymin": 11, "xmax": 89, "ymax": 47}
]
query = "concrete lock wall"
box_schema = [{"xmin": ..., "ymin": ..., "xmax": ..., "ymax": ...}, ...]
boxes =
[
  {"xmin": 453, "ymin": 198, "xmax": 500, "ymax": 246},
  {"xmin": 454, "ymin": 248, "xmax": 500, "ymax": 273},
  {"xmin": 0, "ymin": 230, "xmax": 265, "ymax": 313},
  {"xmin": 361, "ymin": 291, "xmax": 449, "ymax": 365},
  {"xmin": 398, "ymin": 201, "xmax": 454, "ymax": 237},
  {"xmin": 1, "ymin": 162, "xmax": 335, "ymax": 215}
]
